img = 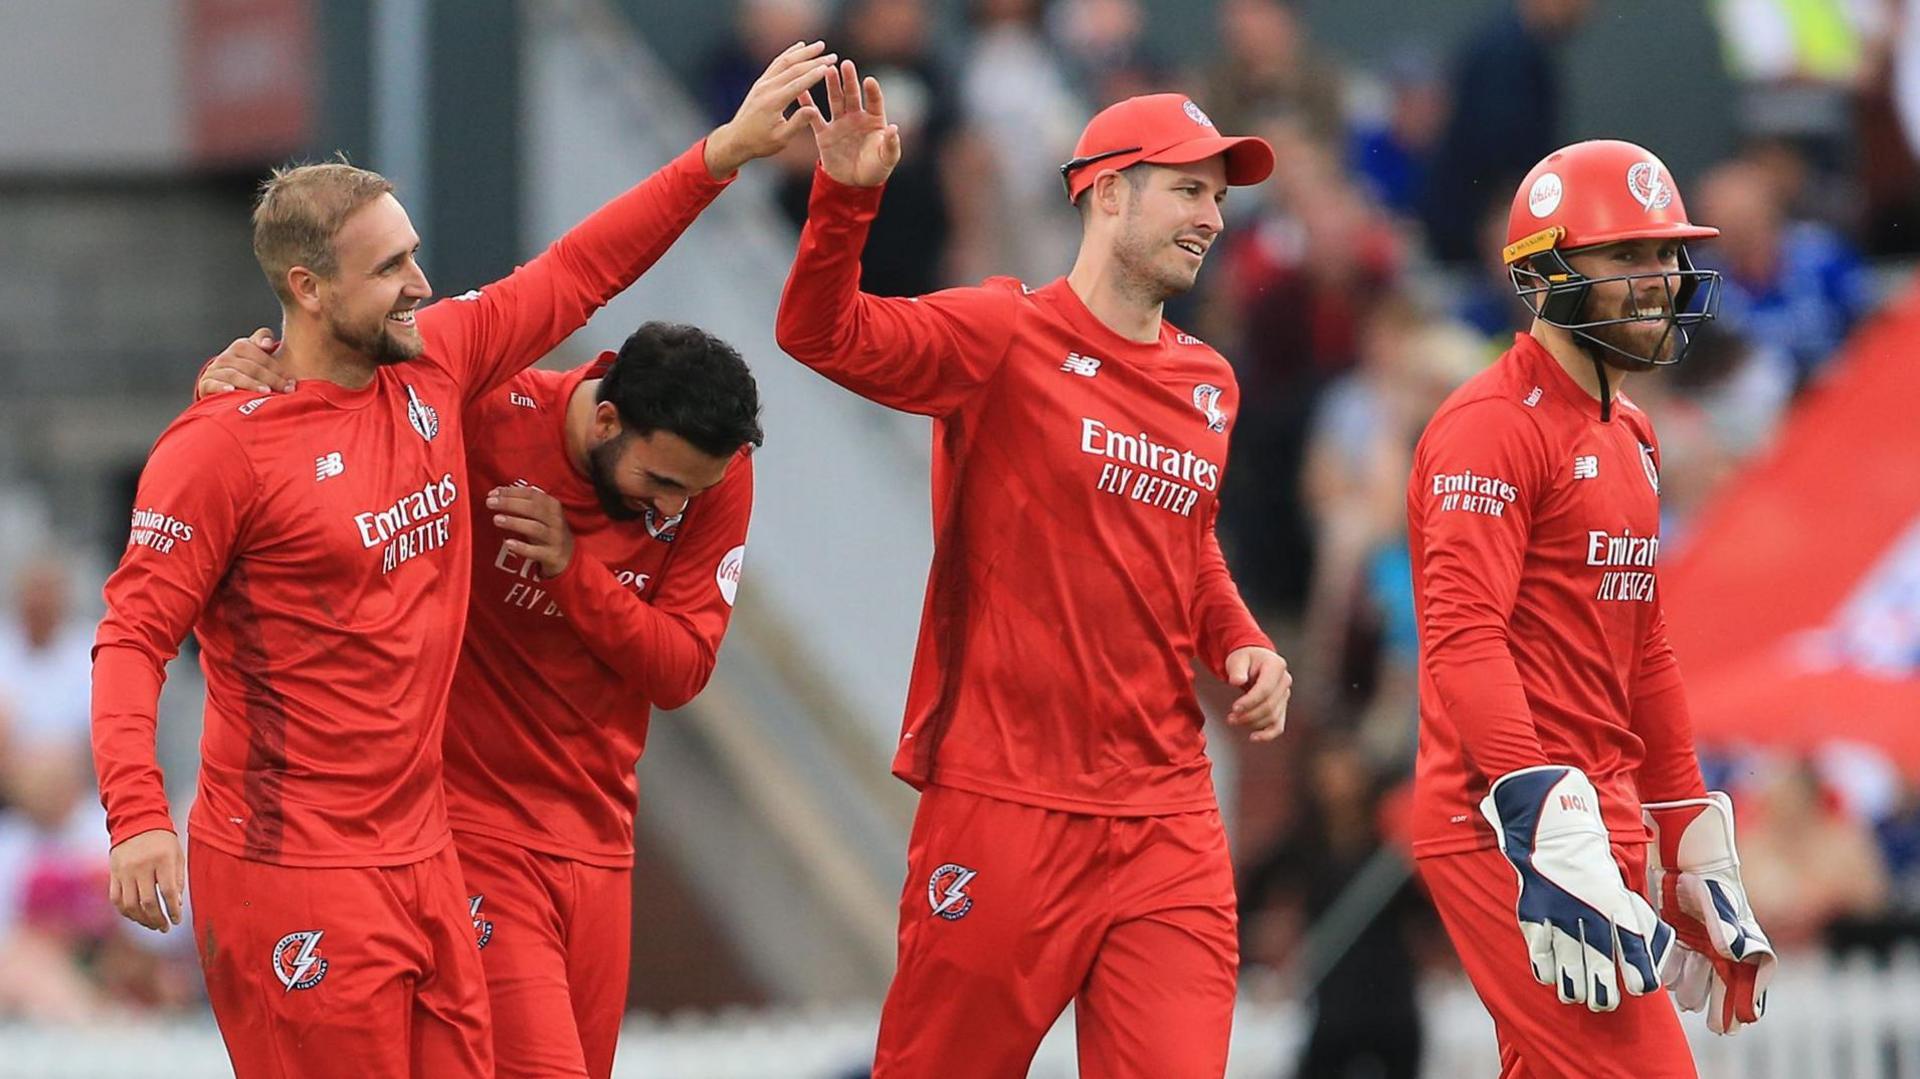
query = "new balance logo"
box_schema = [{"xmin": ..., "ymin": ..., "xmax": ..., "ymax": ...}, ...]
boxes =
[
  {"xmin": 1573, "ymin": 455, "xmax": 1599, "ymax": 481},
  {"xmin": 1061, "ymin": 353, "xmax": 1101, "ymax": 377},
  {"xmin": 315, "ymin": 452, "xmax": 345, "ymax": 482}
]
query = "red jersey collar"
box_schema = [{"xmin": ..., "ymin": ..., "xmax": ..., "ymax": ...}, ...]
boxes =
[
  {"xmin": 1513, "ymin": 332, "xmax": 1614, "ymax": 423},
  {"xmin": 1039, "ymin": 278, "xmax": 1180, "ymax": 364}
]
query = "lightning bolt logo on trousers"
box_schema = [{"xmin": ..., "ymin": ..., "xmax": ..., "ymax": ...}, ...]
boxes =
[
  {"xmin": 927, "ymin": 863, "xmax": 977, "ymax": 921},
  {"xmin": 272, "ymin": 929, "xmax": 329, "ymax": 991}
]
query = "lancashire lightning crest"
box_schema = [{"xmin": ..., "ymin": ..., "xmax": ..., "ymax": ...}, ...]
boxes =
[
  {"xmin": 1627, "ymin": 161, "xmax": 1674, "ymax": 213},
  {"xmin": 1192, "ymin": 383, "xmax": 1228, "ymax": 433},
  {"xmin": 405, "ymin": 384, "xmax": 440, "ymax": 442},
  {"xmin": 469, "ymin": 895, "xmax": 494, "ymax": 950},
  {"xmin": 927, "ymin": 863, "xmax": 977, "ymax": 921},
  {"xmin": 272, "ymin": 930, "xmax": 329, "ymax": 992}
]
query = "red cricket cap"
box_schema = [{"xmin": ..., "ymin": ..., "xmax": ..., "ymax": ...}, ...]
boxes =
[{"xmin": 1061, "ymin": 94, "xmax": 1276, "ymax": 204}]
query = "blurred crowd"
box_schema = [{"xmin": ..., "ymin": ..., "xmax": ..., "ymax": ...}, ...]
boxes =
[
  {"xmin": 0, "ymin": 554, "xmax": 199, "ymax": 1021},
  {"xmin": 7, "ymin": 1, "xmax": 1920, "ymax": 1059}
]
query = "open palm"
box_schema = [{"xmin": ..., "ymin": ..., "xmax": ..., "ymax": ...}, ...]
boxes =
[{"xmin": 803, "ymin": 60, "xmax": 902, "ymax": 188}]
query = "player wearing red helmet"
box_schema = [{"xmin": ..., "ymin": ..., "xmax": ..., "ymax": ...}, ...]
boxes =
[{"xmin": 1407, "ymin": 140, "xmax": 1776, "ymax": 1077}]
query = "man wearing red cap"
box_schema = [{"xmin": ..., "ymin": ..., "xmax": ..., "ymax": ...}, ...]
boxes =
[
  {"xmin": 1408, "ymin": 139, "xmax": 1777, "ymax": 1076},
  {"xmin": 777, "ymin": 66, "xmax": 1288, "ymax": 1076}
]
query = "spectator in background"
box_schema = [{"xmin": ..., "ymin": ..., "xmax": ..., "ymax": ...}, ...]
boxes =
[
  {"xmin": 801, "ymin": 0, "xmax": 986, "ymax": 296},
  {"xmin": 1240, "ymin": 736, "xmax": 1427, "ymax": 1079},
  {"xmin": 0, "ymin": 554, "xmax": 92, "ymax": 749},
  {"xmin": 698, "ymin": 0, "xmax": 829, "ymax": 130},
  {"xmin": 1454, "ymin": 198, "xmax": 1533, "ymax": 342},
  {"xmin": 1200, "ymin": 0, "xmax": 1344, "ymax": 144},
  {"xmin": 1299, "ymin": 300, "xmax": 1481, "ymax": 770},
  {"xmin": 1419, "ymin": 0, "xmax": 1590, "ymax": 263},
  {"xmin": 960, "ymin": 0, "xmax": 1087, "ymax": 285},
  {"xmin": 0, "ymin": 553, "xmax": 192, "ymax": 1018},
  {"xmin": 1696, "ymin": 156, "xmax": 1873, "ymax": 388},
  {"xmin": 1213, "ymin": 118, "xmax": 1405, "ymax": 615},
  {"xmin": 1346, "ymin": 50, "xmax": 1448, "ymax": 222},
  {"xmin": 1049, "ymin": 0, "xmax": 1171, "ymax": 109},
  {"xmin": 1739, "ymin": 758, "xmax": 1892, "ymax": 950}
]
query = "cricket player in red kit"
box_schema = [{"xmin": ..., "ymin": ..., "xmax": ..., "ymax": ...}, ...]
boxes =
[
  {"xmin": 778, "ymin": 71, "xmax": 1291, "ymax": 1077},
  {"xmin": 94, "ymin": 42, "xmax": 831, "ymax": 1079},
  {"xmin": 201, "ymin": 326, "xmax": 760, "ymax": 1079},
  {"xmin": 1409, "ymin": 139, "xmax": 1777, "ymax": 1078}
]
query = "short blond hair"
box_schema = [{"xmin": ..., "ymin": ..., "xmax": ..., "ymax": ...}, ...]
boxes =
[{"xmin": 251, "ymin": 158, "xmax": 395, "ymax": 305}]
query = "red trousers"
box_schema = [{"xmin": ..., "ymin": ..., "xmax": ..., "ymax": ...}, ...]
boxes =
[
  {"xmin": 188, "ymin": 839, "xmax": 492, "ymax": 1078},
  {"xmin": 873, "ymin": 785, "xmax": 1239, "ymax": 1079},
  {"xmin": 1418, "ymin": 842, "xmax": 1698, "ymax": 1079},
  {"xmin": 452, "ymin": 829, "xmax": 632, "ymax": 1079}
]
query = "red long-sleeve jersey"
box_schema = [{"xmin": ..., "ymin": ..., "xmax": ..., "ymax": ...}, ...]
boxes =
[
  {"xmin": 92, "ymin": 140, "xmax": 731, "ymax": 866},
  {"xmin": 442, "ymin": 355, "xmax": 751, "ymax": 866},
  {"xmin": 776, "ymin": 168, "xmax": 1272, "ymax": 816},
  {"xmin": 1408, "ymin": 333, "xmax": 1706, "ymax": 858}
]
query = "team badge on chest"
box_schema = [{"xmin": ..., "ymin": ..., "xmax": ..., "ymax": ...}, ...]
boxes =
[
  {"xmin": 1192, "ymin": 384, "xmax": 1228, "ymax": 432},
  {"xmin": 1638, "ymin": 442, "xmax": 1660, "ymax": 495},
  {"xmin": 405, "ymin": 385, "xmax": 440, "ymax": 442}
]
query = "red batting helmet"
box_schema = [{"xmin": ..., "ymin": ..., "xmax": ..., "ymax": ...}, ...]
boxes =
[{"xmin": 1502, "ymin": 139, "xmax": 1720, "ymax": 367}]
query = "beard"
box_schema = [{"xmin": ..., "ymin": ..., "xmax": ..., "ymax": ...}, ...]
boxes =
[
  {"xmin": 1112, "ymin": 215, "xmax": 1200, "ymax": 306},
  {"xmin": 588, "ymin": 434, "xmax": 644, "ymax": 522},
  {"xmin": 328, "ymin": 309, "xmax": 424, "ymax": 367},
  {"xmin": 1576, "ymin": 293, "xmax": 1679, "ymax": 370}
]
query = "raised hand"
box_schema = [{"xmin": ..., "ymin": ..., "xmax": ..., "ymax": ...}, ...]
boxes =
[
  {"xmin": 704, "ymin": 40, "xmax": 839, "ymax": 179},
  {"xmin": 803, "ymin": 59, "xmax": 902, "ymax": 188}
]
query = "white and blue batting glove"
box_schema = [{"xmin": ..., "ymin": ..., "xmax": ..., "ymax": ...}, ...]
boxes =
[
  {"xmin": 1481, "ymin": 765, "xmax": 1675, "ymax": 1012},
  {"xmin": 1643, "ymin": 792, "xmax": 1776, "ymax": 1034}
]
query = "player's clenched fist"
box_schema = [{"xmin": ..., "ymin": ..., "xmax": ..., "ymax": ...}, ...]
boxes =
[
  {"xmin": 108, "ymin": 828, "xmax": 184, "ymax": 933},
  {"xmin": 490, "ymin": 486, "xmax": 575, "ymax": 578},
  {"xmin": 1225, "ymin": 646, "xmax": 1291, "ymax": 742},
  {"xmin": 704, "ymin": 40, "xmax": 839, "ymax": 179}
]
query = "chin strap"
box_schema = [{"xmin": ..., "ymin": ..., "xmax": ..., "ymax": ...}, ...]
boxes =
[{"xmin": 1592, "ymin": 353, "xmax": 1613, "ymax": 422}]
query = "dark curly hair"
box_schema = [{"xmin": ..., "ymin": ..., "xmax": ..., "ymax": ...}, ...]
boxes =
[{"xmin": 596, "ymin": 321, "xmax": 764, "ymax": 457}]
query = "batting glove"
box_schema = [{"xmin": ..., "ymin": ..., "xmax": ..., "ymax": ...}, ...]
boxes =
[
  {"xmin": 1481, "ymin": 765, "xmax": 1675, "ymax": 1012},
  {"xmin": 1643, "ymin": 791, "xmax": 1776, "ymax": 1034}
]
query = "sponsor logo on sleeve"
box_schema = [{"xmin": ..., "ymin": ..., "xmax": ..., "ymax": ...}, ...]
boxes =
[
  {"xmin": 716, "ymin": 544, "xmax": 745, "ymax": 606},
  {"xmin": 1430, "ymin": 470, "xmax": 1520, "ymax": 518},
  {"xmin": 127, "ymin": 507, "xmax": 196, "ymax": 554},
  {"xmin": 927, "ymin": 863, "xmax": 977, "ymax": 920}
]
